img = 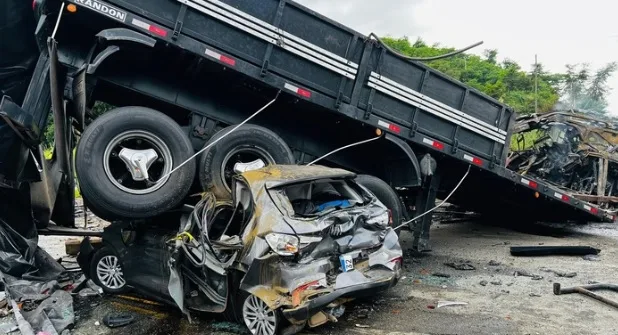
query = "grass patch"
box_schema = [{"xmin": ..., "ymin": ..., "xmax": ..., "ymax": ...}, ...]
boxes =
[{"xmin": 510, "ymin": 129, "xmax": 541, "ymax": 152}]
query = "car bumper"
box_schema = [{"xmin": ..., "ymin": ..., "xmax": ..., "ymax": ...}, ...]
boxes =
[{"xmin": 281, "ymin": 270, "xmax": 400, "ymax": 323}]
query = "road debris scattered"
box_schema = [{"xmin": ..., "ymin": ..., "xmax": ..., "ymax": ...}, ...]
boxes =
[
  {"xmin": 491, "ymin": 280, "xmax": 503, "ymax": 286},
  {"xmin": 529, "ymin": 293, "xmax": 542, "ymax": 297},
  {"xmin": 514, "ymin": 270, "xmax": 544, "ymax": 280},
  {"xmin": 355, "ymin": 324, "xmax": 371, "ymax": 328},
  {"xmin": 583, "ymin": 254, "xmax": 601, "ymax": 261},
  {"xmin": 356, "ymin": 308, "xmax": 370, "ymax": 319},
  {"xmin": 540, "ymin": 268, "xmax": 577, "ymax": 278},
  {"xmin": 488, "ymin": 260, "xmax": 501, "ymax": 266},
  {"xmin": 445, "ymin": 261, "xmax": 476, "ymax": 270},
  {"xmin": 553, "ymin": 283, "xmax": 618, "ymax": 309},
  {"xmin": 437, "ymin": 301, "xmax": 468, "ymax": 308},
  {"xmin": 510, "ymin": 246, "xmax": 600, "ymax": 257},
  {"xmin": 432, "ymin": 272, "xmax": 451, "ymax": 278},
  {"xmin": 211, "ymin": 321, "xmax": 247, "ymax": 333},
  {"xmin": 102, "ymin": 313, "xmax": 135, "ymax": 328},
  {"xmin": 480, "ymin": 280, "xmax": 488, "ymax": 286}
]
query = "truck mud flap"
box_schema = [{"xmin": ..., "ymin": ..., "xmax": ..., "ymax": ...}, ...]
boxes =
[{"xmin": 27, "ymin": 38, "xmax": 75, "ymax": 228}]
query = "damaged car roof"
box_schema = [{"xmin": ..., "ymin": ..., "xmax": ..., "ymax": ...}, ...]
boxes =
[{"xmin": 239, "ymin": 165, "xmax": 357, "ymax": 188}]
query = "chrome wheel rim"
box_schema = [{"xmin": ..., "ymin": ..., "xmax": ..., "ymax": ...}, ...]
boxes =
[
  {"xmin": 96, "ymin": 255, "xmax": 126, "ymax": 290},
  {"xmin": 242, "ymin": 295, "xmax": 277, "ymax": 335},
  {"xmin": 220, "ymin": 146, "xmax": 275, "ymax": 193},
  {"xmin": 103, "ymin": 130, "xmax": 172, "ymax": 195}
]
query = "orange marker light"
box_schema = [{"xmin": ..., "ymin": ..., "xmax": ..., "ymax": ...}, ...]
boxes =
[
  {"xmin": 67, "ymin": 4, "xmax": 77, "ymax": 12},
  {"xmin": 376, "ymin": 128, "xmax": 383, "ymax": 136},
  {"xmin": 534, "ymin": 192, "xmax": 540, "ymax": 198}
]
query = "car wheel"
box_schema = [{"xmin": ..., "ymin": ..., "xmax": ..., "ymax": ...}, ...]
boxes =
[
  {"xmin": 242, "ymin": 293, "xmax": 279, "ymax": 335},
  {"xmin": 75, "ymin": 106, "xmax": 196, "ymax": 220},
  {"xmin": 90, "ymin": 246, "xmax": 128, "ymax": 294},
  {"xmin": 198, "ymin": 124, "xmax": 294, "ymax": 200},
  {"xmin": 356, "ymin": 174, "xmax": 403, "ymax": 227}
]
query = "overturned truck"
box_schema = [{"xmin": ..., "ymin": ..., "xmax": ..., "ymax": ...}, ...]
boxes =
[{"xmin": 509, "ymin": 111, "xmax": 618, "ymax": 213}]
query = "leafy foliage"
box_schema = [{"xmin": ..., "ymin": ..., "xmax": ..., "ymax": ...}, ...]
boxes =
[
  {"xmin": 381, "ymin": 37, "xmax": 560, "ymax": 115},
  {"xmin": 558, "ymin": 62, "xmax": 617, "ymax": 115},
  {"xmin": 42, "ymin": 101, "xmax": 114, "ymax": 148}
]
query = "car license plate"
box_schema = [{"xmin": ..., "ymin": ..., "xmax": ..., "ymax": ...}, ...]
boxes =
[{"xmin": 339, "ymin": 254, "xmax": 354, "ymax": 272}]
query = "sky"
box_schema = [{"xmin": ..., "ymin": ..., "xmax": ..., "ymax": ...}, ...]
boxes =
[{"xmin": 295, "ymin": 0, "xmax": 618, "ymax": 115}]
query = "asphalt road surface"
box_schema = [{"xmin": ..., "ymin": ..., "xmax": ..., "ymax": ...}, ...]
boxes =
[{"xmin": 18, "ymin": 219, "xmax": 618, "ymax": 334}]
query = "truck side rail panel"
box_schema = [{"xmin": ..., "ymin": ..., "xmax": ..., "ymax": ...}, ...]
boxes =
[{"xmin": 64, "ymin": 0, "xmax": 613, "ymax": 222}]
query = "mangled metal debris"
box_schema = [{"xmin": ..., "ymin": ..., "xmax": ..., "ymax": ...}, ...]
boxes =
[
  {"xmin": 509, "ymin": 111, "xmax": 618, "ymax": 212},
  {"xmin": 78, "ymin": 165, "xmax": 403, "ymax": 335}
]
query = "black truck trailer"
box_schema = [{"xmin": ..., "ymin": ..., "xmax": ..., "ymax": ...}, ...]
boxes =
[{"xmin": 1, "ymin": 0, "xmax": 614, "ymax": 246}]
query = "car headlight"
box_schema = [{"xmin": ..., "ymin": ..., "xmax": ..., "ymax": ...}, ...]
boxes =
[{"xmin": 265, "ymin": 233, "xmax": 299, "ymax": 256}]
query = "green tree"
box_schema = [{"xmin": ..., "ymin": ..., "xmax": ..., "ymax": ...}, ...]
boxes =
[
  {"xmin": 558, "ymin": 62, "xmax": 616, "ymax": 115},
  {"xmin": 380, "ymin": 37, "xmax": 560, "ymax": 115}
]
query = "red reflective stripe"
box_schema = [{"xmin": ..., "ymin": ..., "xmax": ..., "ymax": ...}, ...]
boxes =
[
  {"xmin": 284, "ymin": 83, "xmax": 310, "ymax": 98},
  {"xmin": 423, "ymin": 138, "xmax": 444, "ymax": 150},
  {"xmin": 389, "ymin": 124, "xmax": 401, "ymax": 133},
  {"xmin": 463, "ymin": 154, "xmax": 481, "ymax": 165},
  {"xmin": 522, "ymin": 178, "xmax": 538, "ymax": 189},
  {"xmin": 219, "ymin": 55, "xmax": 236, "ymax": 66},
  {"xmin": 591, "ymin": 207, "xmax": 598, "ymax": 214},
  {"xmin": 297, "ymin": 88, "xmax": 311, "ymax": 98},
  {"xmin": 561, "ymin": 194, "xmax": 569, "ymax": 201},
  {"xmin": 148, "ymin": 25, "xmax": 167, "ymax": 37}
]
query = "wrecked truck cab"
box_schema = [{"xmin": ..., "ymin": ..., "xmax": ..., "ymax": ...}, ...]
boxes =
[{"xmin": 233, "ymin": 165, "xmax": 403, "ymax": 329}]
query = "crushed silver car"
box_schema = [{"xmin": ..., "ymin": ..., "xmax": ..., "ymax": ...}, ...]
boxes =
[{"xmin": 78, "ymin": 165, "xmax": 403, "ymax": 335}]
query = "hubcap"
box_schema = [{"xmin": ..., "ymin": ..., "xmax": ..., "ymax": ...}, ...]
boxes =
[
  {"xmin": 103, "ymin": 130, "xmax": 172, "ymax": 195},
  {"xmin": 220, "ymin": 146, "xmax": 275, "ymax": 192},
  {"xmin": 96, "ymin": 255, "xmax": 126, "ymax": 290},
  {"xmin": 242, "ymin": 295, "xmax": 277, "ymax": 335}
]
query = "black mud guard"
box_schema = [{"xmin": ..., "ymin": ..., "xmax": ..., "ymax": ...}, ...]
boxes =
[
  {"xmin": 384, "ymin": 133, "xmax": 422, "ymax": 188},
  {"xmin": 95, "ymin": 27, "xmax": 157, "ymax": 47},
  {"xmin": 87, "ymin": 28, "xmax": 156, "ymax": 75}
]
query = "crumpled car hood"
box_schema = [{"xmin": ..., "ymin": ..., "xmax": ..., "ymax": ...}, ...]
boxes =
[{"xmin": 235, "ymin": 165, "xmax": 398, "ymax": 267}]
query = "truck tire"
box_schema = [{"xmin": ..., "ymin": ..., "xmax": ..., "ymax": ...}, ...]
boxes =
[
  {"xmin": 198, "ymin": 124, "xmax": 294, "ymax": 200},
  {"xmin": 356, "ymin": 174, "xmax": 403, "ymax": 227},
  {"xmin": 75, "ymin": 106, "xmax": 195, "ymax": 220}
]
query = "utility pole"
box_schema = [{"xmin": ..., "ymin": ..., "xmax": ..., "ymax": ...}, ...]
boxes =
[{"xmin": 534, "ymin": 54, "xmax": 538, "ymax": 114}]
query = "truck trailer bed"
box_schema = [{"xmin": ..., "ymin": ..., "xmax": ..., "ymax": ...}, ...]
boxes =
[{"xmin": 63, "ymin": 0, "xmax": 614, "ymax": 223}]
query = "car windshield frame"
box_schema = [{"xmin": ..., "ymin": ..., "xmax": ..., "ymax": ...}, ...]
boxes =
[{"xmin": 266, "ymin": 178, "xmax": 372, "ymax": 219}]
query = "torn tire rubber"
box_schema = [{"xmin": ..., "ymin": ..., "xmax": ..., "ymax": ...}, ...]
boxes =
[
  {"xmin": 356, "ymin": 174, "xmax": 403, "ymax": 227},
  {"xmin": 90, "ymin": 245, "xmax": 128, "ymax": 294},
  {"xmin": 198, "ymin": 124, "xmax": 294, "ymax": 200},
  {"xmin": 75, "ymin": 106, "xmax": 195, "ymax": 220}
]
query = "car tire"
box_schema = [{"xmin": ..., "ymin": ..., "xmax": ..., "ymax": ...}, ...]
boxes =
[
  {"xmin": 75, "ymin": 106, "xmax": 196, "ymax": 220},
  {"xmin": 198, "ymin": 124, "xmax": 294, "ymax": 200},
  {"xmin": 226, "ymin": 289, "xmax": 280, "ymax": 335},
  {"xmin": 356, "ymin": 174, "xmax": 403, "ymax": 227},
  {"xmin": 89, "ymin": 246, "xmax": 128, "ymax": 295}
]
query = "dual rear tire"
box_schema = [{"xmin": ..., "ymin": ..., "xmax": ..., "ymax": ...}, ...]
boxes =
[{"xmin": 75, "ymin": 107, "xmax": 294, "ymax": 220}]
